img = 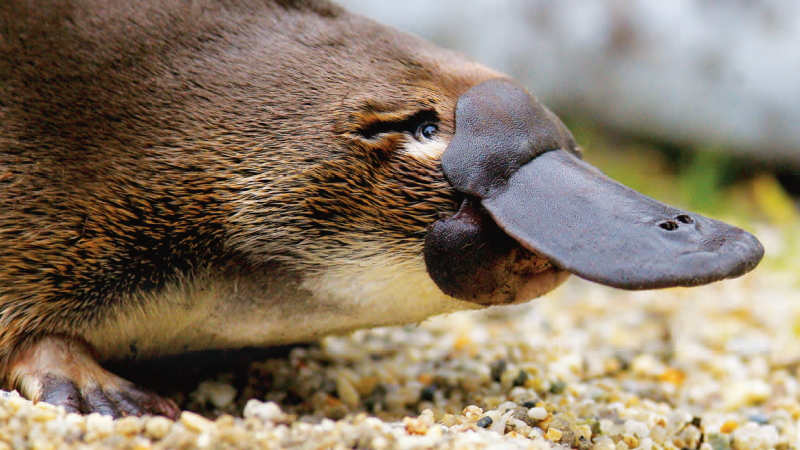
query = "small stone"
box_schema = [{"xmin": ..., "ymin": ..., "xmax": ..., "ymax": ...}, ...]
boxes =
[
  {"xmin": 508, "ymin": 418, "xmax": 532, "ymax": 436},
  {"xmin": 463, "ymin": 405, "xmax": 483, "ymax": 422},
  {"xmin": 723, "ymin": 380, "xmax": 772, "ymax": 410},
  {"xmin": 420, "ymin": 385, "xmax": 436, "ymax": 402},
  {"xmin": 707, "ymin": 433, "xmax": 732, "ymax": 450},
  {"xmin": 657, "ymin": 368, "xmax": 686, "ymax": 385},
  {"xmin": 336, "ymin": 372, "xmax": 360, "ymax": 409},
  {"xmin": 559, "ymin": 427, "xmax": 577, "ymax": 447},
  {"xmin": 144, "ymin": 416, "xmax": 173, "ymax": 440},
  {"xmin": 194, "ymin": 381, "xmax": 237, "ymax": 409},
  {"xmin": 621, "ymin": 433, "xmax": 639, "ymax": 448},
  {"xmin": 7, "ymin": 395, "xmax": 28, "ymax": 413},
  {"xmin": 677, "ymin": 425, "xmax": 702, "ymax": 448},
  {"xmin": 585, "ymin": 418, "xmax": 602, "ymax": 437},
  {"xmin": 576, "ymin": 435, "xmax": 593, "ymax": 450},
  {"xmin": 513, "ymin": 370, "xmax": 529, "ymax": 387},
  {"xmin": 528, "ymin": 407, "xmax": 548, "ymax": 420},
  {"xmin": 425, "ymin": 424, "xmax": 443, "ymax": 438},
  {"xmin": 404, "ymin": 410, "xmax": 434, "ymax": 435},
  {"xmin": 512, "ymin": 406, "xmax": 535, "ymax": 427},
  {"xmin": 573, "ymin": 424, "xmax": 592, "ymax": 441},
  {"xmin": 491, "ymin": 410, "xmax": 513, "ymax": 434},
  {"xmin": 84, "ymin": 413, "xmax": 113, "ymax": 442},
  {"xmin": 115, "ymin": 416, "xmax": 145, "ymax": 435},
  {"xmin": 29, "ymin": 402, "xmax": 59, "ymax": 422},
  {"xmin": 490, "ymin": 360, "xmax": 507, "ymax": 382},
  {"xmin": 546, "ymin": 428, "xmax": 563, "ymax": 441},
  {"xmin": 476, "ymin": 416, "xmax": 493, "ymax": 428},
  {"xmin": 196, "ymin": 431, "xmax": 213, "ymax": 448},
  {"xmin": 549, "ymin": 380, "xmax": 566, "ymax": 394},
  {"xmin": 181, "ymin": 411, "xmax": 214, "ymax": 434},
  {"xmin": 497, "ymin": 401, "xmax": 517, "ymax": 414},
  {"xmin": 29, "ymin": 437, "xmax": 56, "ymax": 450},
  {"xmin": 720, "ymin": 420, "xmax": 738, "ymax": 434},
  {"xmin": 624, "ymin": 419, "xmax": 649, "ymax": 438},
  {"xmin": 215, "ymin": 414, "xmax": 235, "ymax": 428},
  {"xmin": 593, "ymin": 436, "xmax": 616, "ymax": 450},
  {"xmin": 731, "ymin": 423, "xmax": 779, "ymax": 450},
  {"xmin": 243, "ymin": 400, "xmax": 284, "ymax": 422},
  {"xmin": 631, "ymin": 353, "xmax": 666, "ymax": 377},
  {"xmin": 130, "ymin": 437, "xmax": 153, "ymax": 450}
]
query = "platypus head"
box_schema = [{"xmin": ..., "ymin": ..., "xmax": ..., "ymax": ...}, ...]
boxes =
[
  {"xmin": 216, "ymin": 3, "xmax": 763, "ymax": 313},
  {"xmin": 426, "ymin": 78, "xmax": 764, "ymax": 303}
]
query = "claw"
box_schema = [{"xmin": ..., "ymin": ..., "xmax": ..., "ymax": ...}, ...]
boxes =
[
  {"xmin": 38, "ymin": 375, "xmax": 83, "ymax": 414},
  {"xmin": 9, "ymin": 337, "xmax": 180, "ymax": 419}
]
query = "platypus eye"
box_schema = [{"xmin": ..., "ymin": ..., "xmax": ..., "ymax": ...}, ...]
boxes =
[
  {"xmin": 356, "ymin": 109, "xmax": 439, "ymax": 141},
  {"xmin": 416, "ymin": 123, "xmax": 438, "ymax": 141}
]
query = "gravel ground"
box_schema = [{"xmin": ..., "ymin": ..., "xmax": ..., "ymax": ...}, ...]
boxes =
[{"xmin": 1, "ymin": 223, "xmax": 798, "ymax": 450}]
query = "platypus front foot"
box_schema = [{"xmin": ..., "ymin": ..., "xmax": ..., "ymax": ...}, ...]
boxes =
[{"xmin": 6, "ymin": 336, "xmax": 179, "ymax": 419}]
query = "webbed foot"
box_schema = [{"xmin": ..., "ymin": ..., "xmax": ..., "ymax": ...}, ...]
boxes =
[{"xmin": 7, "ymin": 336, "xmax": 179, "ymax": 419}]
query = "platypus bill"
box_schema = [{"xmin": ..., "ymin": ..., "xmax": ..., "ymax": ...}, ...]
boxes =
[{"xmin": 0, "ymin": 0, "xmax": 763, "ymax": 418}]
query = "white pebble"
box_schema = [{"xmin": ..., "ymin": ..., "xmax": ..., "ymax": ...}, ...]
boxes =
[
  {"xmin": 528, "ymin": 407, "xmax": 548, "ymax": 420},
  {"xmin": 497, "ymin": 401, "xmax": 517, "ymax": 414},
  {"xmin": 723, "ymin": 380, "xmax": 772, "ymax": 410},
  {"xmin": 243, "ymin": 400, "xmax": 284, "ymax": 422},
  {"xmin": 529, "ymin": 427, "xmax": 544, "ymax": 439},
  {"xmin": 624, "ymin": 419, "xmax": 649, "ymax": 438},
  {"xmin": 180, "ymin": 411, "xmax": 213, "ymax": 434},
  {"xmin": 731, "ymin": 423, "xmax": 779, "ymax": 450},
  {"xmin": 463, "ymin": 405, "xmax": 483, "ymax": 422},
  {"xmin": 194, "ymin": 381, "xmax": 237, "ymax": 409},
  {"xmin": 84, "ymin": 413, "xmax": 113, "ymax": 442},
  {"xmin": 593, "ymin": 436, "xmax": 616, "ymax": 450},
  {"xmin": 144, "ymin": 416, "xmax": 172, "ymax": 440}
]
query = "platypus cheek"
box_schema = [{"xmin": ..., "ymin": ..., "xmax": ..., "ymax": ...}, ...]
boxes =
[
  {"xmin": 401, "ymin": 136, "xmax": 449, "ymax": 161},
  {"xmin": 425, "ymin": 77, "xmax": 764, "ymax": 299}
]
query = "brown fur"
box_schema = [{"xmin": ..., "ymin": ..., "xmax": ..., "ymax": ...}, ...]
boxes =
[{"xmin": 0, "ymin": 0, "xmax": 500, "ymax": 391}]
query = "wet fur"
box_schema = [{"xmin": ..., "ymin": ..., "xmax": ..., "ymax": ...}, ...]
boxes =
[{"xmin": 0, "ymin": 0, "xmax": 499, "ymax": 388}]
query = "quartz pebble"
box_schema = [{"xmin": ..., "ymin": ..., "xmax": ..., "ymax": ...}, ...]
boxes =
[
  {"xmin": 192, "ymin": 381, "xmax": 237, "ymax": 409},
  {"xmin": 242, "ymin": 400, "xmax": 284, "ymax": 422},
  {"xmin": 144, "ymin": 416, "xmax": 172, "ymax": 440},
  {"xmin": 527, "ymin": 407, "xmax": 548, "ymax": 420},
  {"xmin": 0, "ymin": 224, "xmax": 797, "ymax": 449}
]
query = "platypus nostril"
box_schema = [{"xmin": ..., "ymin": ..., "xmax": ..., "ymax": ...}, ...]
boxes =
[
  {"xmin": 658, "ymin": 220, "xmax": 679, "ymax": 231},
  {"xmin": 676, "ymin": 214, "xmax": 693, "ymax": 224}
]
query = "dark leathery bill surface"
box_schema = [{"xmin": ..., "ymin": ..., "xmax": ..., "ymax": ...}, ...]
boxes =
[{"xmin": 482, "ymin": 149, "xmax": 764, "ymax": 289}]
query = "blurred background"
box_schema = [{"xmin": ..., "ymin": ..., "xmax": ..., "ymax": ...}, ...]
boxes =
[{"xmin": 338, "ymin": 0, "xmax": 800, "ymax": 227}]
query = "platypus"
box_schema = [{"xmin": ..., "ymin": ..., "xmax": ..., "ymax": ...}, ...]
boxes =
[{"xmin": 0, "ymin": 0, "xmax": 763, "ymax": 418}]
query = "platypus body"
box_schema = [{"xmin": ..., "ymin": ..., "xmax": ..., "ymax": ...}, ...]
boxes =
[{"xmin": 0, "ymin": 0, "xmax": 763, "ymax": 418}]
